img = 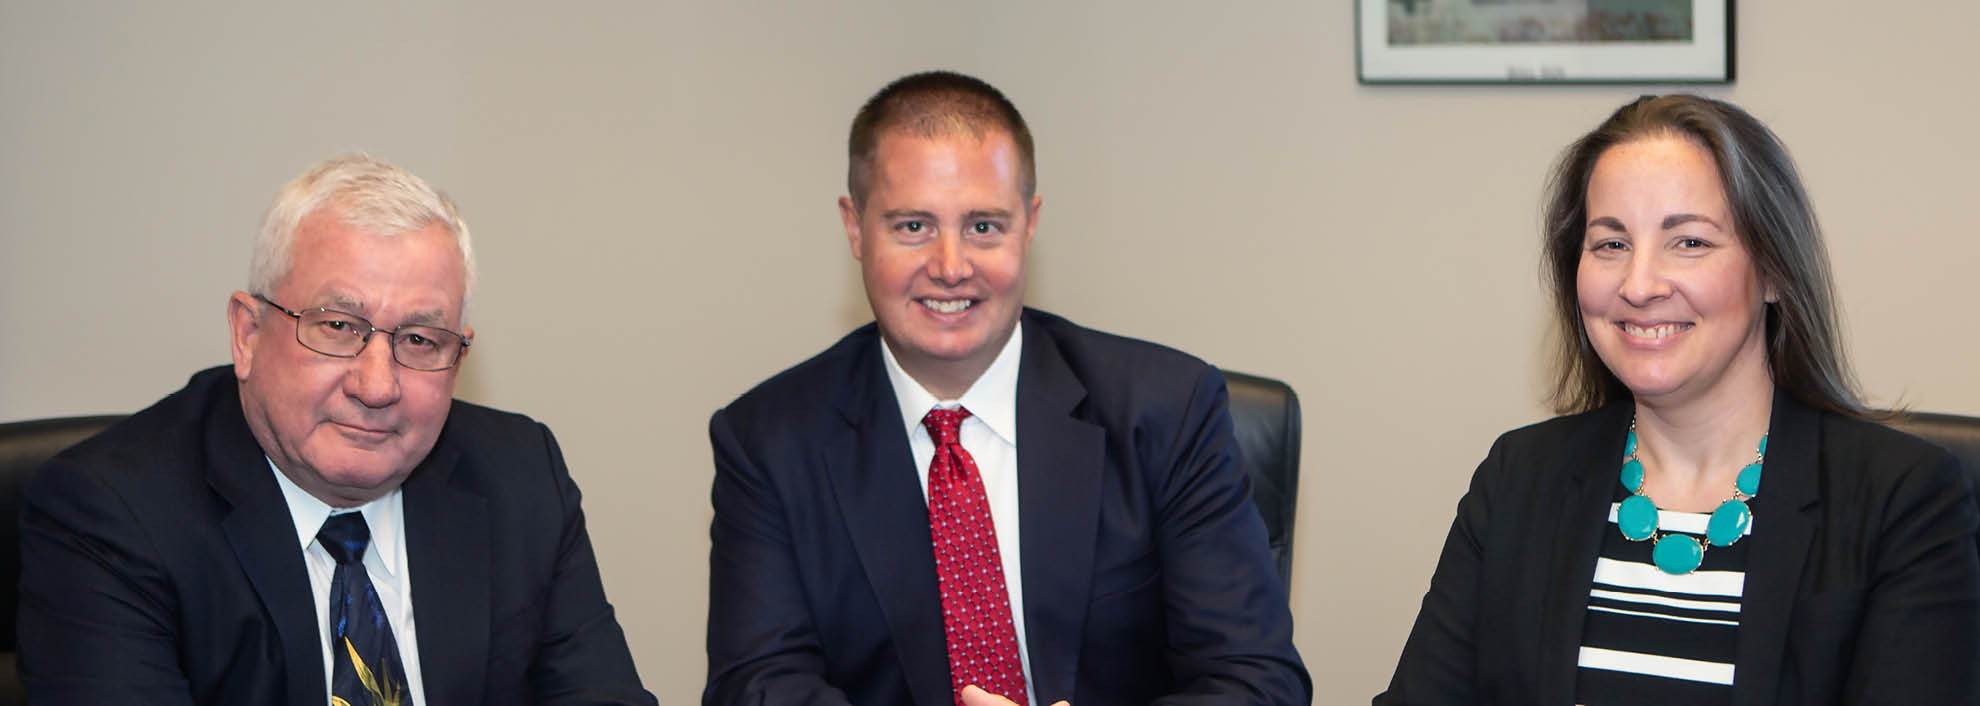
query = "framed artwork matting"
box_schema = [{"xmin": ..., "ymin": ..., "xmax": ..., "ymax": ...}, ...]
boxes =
[{"xmin": 1358, "ymin": 0, "xmax": 1734, "ymax": 84}]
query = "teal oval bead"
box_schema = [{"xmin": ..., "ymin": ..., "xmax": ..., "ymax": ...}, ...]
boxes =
[
  {"xmin": 1619, "ymin": 459, "xmax": 1645, "ymax": 492},
  {"xmin": 1617, "ymin": 495, "xmax": 1659, "ymax": 541},
  {"xmin": 1707, "ymin": 499, "xmax": 1751, "ymax": 547},
  {"xmin": 1624, "ymin": 431, "xmax": 1638, "ymax": 458},
  {"xmin": 1758, "ymin": 434, "xmax": 1768, "ymax": 457},
  {"xmin": 1653, "ymin": 534, "xmax": 1705, "ymax": 574},
  {"xmin": 1736, "ymin": 463, "xmax": 1763, "ymax": 496}
]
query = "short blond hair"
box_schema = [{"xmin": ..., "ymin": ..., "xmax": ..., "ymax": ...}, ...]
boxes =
[{"xmin": 846, "ymin": 71, "xmax": 1035, "ymax": 209}]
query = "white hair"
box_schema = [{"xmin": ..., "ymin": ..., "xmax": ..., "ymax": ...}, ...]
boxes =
[{"xmin": 249, "ymin": 153, "xmax": 476, "ymax": 315}]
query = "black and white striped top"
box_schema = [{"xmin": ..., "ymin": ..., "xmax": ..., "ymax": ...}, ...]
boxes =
[{"xmin": 1574, "ymin": 491, "xmax": 1751, "ymax": 706}]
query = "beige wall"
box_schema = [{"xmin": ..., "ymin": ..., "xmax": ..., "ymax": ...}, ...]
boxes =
[{"xmin": 4, "ymin": 1, "xmax": 1976, "ymax": 702}]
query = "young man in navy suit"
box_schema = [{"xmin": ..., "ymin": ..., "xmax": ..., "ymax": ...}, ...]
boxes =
[
  {"xmin": 704, "ymin": 71, "xmax": 1309, "ymax": 706},
  {"xmin": 19, "ymin": 155, "xmax": 654, "ymax": 705}
]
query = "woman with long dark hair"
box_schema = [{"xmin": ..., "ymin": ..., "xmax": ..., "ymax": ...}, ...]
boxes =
[{"xmin": 1376, "ymin": 95, "xmax": 1980, "ymax": 705}]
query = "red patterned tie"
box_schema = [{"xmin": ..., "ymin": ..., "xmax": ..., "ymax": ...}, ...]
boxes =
[{"xmin": 923, "ymin": 407, "xmax": 1028, "ymax": 706}]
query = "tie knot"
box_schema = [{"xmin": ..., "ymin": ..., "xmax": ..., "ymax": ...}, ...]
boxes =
[
  {"xmin": 316, "ymin": 512, "xmax": 372, "ymax": 566},
  {"xmin": 921, "ymin": 406, "xmax": 973, "ymax": 442}
]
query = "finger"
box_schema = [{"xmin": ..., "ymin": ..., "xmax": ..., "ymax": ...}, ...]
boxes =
[{"xmin": 958, "ymin": 685, "xmax": 1018, "ymax": 706}]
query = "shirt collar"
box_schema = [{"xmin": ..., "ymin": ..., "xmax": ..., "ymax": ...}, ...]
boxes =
[
  {"xmin": 881, "ymin": 322, "xmax": 1022, "ymax": 447},
  {"xmin": 266, "ymin": 456, "xmax": 404, "ymax": 578}
]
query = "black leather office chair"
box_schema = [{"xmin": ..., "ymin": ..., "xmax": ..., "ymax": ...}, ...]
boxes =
[
  {"xmin": 0, "ymin": 415, "xmax": 125, "ymax": 706},
  {"xmin": 1221, "ymin": 370, "xmax": 1302, "ymax": 589},
  {"xmin": 1883, "ymin": 411, "xmax": 1980, "ymax": 553},
  {"xmin": 1886, "ymin": 412, "xmax": 1980, "ymax": 478}
]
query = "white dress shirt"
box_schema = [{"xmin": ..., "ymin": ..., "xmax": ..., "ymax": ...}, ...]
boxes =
[
  {"xmin": 268, "ymin": 459, "xmax": 428, "ymax": 706},
  {"xmin": 880, "ymin": 325, "xmax": 1035, "ymax": 698}
]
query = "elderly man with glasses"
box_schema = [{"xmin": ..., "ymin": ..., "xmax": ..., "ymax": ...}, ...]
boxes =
[{"xmin": 18, "ymin": 154, "xmax": 656, "ymax": 706}]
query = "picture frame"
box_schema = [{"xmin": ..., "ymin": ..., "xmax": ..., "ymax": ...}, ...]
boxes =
[{"xmin": 1357, "ymin": 0, "xmax": 1734, "ymax": 84}]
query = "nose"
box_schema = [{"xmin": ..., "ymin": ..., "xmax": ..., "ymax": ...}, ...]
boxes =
[
  {"xmin": 927, "ymin": 233, "xmax": 974, "ymax": 286},
  {"xmin": 1618, "ymin": 250, "xmax": 1673, "ymax": 307},
  {"xmin": 345, "ymin": 332, "xmax": 403, "ymax": 409}
]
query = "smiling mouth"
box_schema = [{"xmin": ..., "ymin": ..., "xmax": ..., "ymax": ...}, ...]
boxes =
[
  {"xmin": 919, "ymin": 298, "xmax": 975, "ymax": 314},
  {"xmin": 1619, "ymin": 321, "xmax": 1693, "ymax": 340}
]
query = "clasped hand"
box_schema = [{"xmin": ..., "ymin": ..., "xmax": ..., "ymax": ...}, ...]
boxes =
[{"xmin": 959, "ymin": 684, "xmax": 1069, "ymax": 706}]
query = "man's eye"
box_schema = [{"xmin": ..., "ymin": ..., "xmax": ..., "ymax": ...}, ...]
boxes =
[
  {"xmin": 320, "ymin": 319, "xmax": 353, "ymax": 333},
  {"xmin": 972, "ymin": 222, "xmax": 996, "ymax": 234},
  {"xmin": 901, "ymin": 222, "xmax": 924, "ymax": 233},
  {"xmin": 400, "ymin": 333, "xmax": 437, "ymax": 349}
]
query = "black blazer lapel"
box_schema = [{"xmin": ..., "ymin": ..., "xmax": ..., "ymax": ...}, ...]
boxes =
[
  {"xmin": 1731, "ymin": 393, "xmax": 1821, "ymax": 706},
  {"xmin": 823, "ymin": 337, "xmax": 952, "ymax": 706},
  {"xmin": 205, "ymin": 397, "xmax": 325, "ymax": 706},
  {"xmin": 1536, "ymin": 401, "xmax": 1634, "ymax": 704},
  {"xmin": 1013, "ymin": 317, "xmax": 1105, "ymax": 703},
  {"xmin": 401, "ymin": 439, "xmax": 490, "ymax": 706}
]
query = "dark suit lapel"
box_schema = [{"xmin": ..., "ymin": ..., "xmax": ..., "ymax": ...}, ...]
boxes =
[
  {"xmin": 1013, "ymin": 317, "xmax": 1105, "ymax": 704},
  {"xmin": 1536, "ymin": 401, "xmax": 1633, "ymax": 704},
  {"xmin": 1731, "ymin": 393, "xmax": 1820, "ymax": 706},
  {"xmin": 206, "ymin": 394, "xmax": 326, "ymax": 706},
  {"xmin": 402, "ymin": 437, "xmax": 491, "ymax": 706},
  {"xmin": 823, "ymin": 335, "xmax": 952, "ymax": 706}
]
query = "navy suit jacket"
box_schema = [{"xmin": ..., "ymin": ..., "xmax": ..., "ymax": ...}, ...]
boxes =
[
  {"xmin": 704, "ymin": 309, "xmax": 1308, "ymax": 706},
  {"xmin": 18, "ymin": 366, "xmax": 655, "ymax": 706},
  {"xmin": 1377, "ymin": 391, "xmax": 1980, "ymax": 705}
]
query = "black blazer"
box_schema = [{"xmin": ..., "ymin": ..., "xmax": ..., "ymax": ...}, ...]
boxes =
[
  {"xmin": 18, "ymin": 367, "xmax": 655, "ymax": 706},
  {"xmin": 1376, "ymin": 392, "xmax": 1980, "ymax": 705},
  {"xmin": 704, "ymin": 309, "xmax": 1309, "ymax": 706}
]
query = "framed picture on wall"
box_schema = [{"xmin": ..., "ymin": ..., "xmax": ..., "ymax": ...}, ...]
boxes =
[{"xmin": 1357, "ymin": 0, "xmax": 1733, "ymax": 84}]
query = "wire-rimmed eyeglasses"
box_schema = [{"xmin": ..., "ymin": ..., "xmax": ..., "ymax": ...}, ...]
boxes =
[{"xmin": 255, "ymin": 294, "xmax": 470, "ymax": 371}]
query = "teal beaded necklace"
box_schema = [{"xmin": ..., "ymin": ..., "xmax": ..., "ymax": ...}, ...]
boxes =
[{"xmin": 1616, "ymin": 419, "xmax": 1768, "ymax": 575}]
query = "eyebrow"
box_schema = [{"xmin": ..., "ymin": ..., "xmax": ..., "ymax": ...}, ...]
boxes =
[
  {"xmin": 1662, "ymin": 213, "xmax": 1724, "ymax": 231},
  {"xmin": 396, "ymin": 309, "xmax": 451, "ymax": 328},
  {"xmin": 320, "ymin": 293, "xmax": 367, "ymax": 312},
  {"xmin": 880, "ymin": 209, "xmax": 937, "ymax": 221},
  {"xmin": 1585, "ymin": 213, "xmax": 1725, "ymax": 232},
  {"xmin": 964, "ymin": 209, "xmax": 1013, "ymax": 221},
  {"xmin": 316, "ymin": 293, "xmax": 450, "ymax": 328},
  {"xmin": 1587, "ymin": 216, "xmax": 1626, "ymax": 232}
]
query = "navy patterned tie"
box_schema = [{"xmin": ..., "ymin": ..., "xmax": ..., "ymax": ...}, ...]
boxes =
[{"xmin": 317, "ymin": 513, "xmax": 411, "ymax": 706}]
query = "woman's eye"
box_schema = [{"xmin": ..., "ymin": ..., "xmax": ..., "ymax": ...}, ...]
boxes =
[{"xmin": 1679, "ymin": 237, "xmax": 1709, "ymax": 249}]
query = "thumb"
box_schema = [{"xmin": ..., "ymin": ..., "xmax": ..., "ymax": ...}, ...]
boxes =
[{"xmin": 958, "ymin": 685, "xmax": 1001, "ymax": 706}]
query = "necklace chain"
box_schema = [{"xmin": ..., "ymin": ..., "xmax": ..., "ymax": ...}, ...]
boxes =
[{"xmin": 1626, "ymin": 418, "xmax": 1765, "ymax": 503}]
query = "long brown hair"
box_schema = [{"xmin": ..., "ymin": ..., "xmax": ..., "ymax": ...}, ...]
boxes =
[{"xmin": 1541, "ymin": 95, "xmax": 1868, "ymax": 417}]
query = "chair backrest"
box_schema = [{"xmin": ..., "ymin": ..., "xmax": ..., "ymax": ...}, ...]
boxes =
[
  {"xmin": 1221, "ymin": 370, "xmax": 1302, "ymax": 589},
  {"xmin": 1882, "ymin": 411, "xmax": 1980, "ymax": 553},
  {"xmin": 0, "ymin": 414, "xmax": 125, "ymax": 703}
]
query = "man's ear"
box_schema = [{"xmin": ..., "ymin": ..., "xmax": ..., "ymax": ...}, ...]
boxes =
[
  {"xmin": 839, "ymin": 195, "xmax": 865, "ymax": 261},
  {"xmin": 1022, "ymin": 194, "xmax": 1042, "ymax": 248},
  {"xmin": 228, "ymin": 291, "xmax": 262, "ymax": 380}
]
